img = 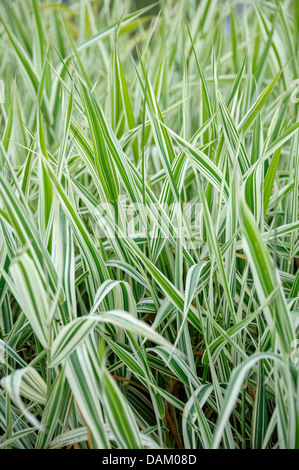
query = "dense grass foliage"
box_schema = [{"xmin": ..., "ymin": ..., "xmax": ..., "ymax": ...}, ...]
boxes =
[{"xmin": 0, "ymin": 0, "xmax": 298, "ymax": 449}]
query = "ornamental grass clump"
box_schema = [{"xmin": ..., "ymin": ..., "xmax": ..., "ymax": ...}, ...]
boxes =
[{"xmin": 0, "ymin": 0, "xmax": 298, "ymax": 449}]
